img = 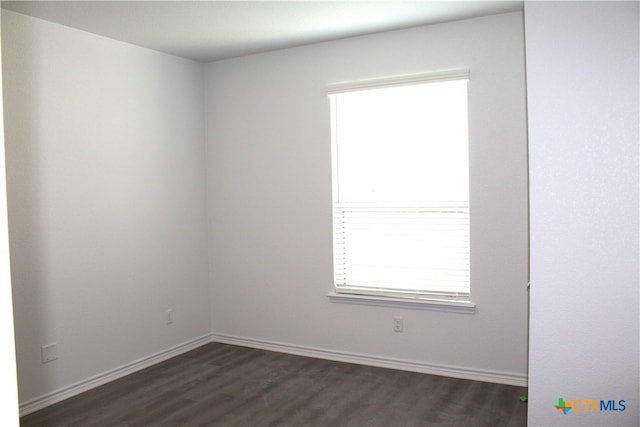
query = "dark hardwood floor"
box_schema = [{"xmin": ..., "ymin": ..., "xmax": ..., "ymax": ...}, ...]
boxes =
[{"xmin": 21, "ymin": 342, "xmax": 527, "ymax": 426}]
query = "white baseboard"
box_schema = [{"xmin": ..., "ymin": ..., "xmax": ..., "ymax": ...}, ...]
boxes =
[
  {"xmin": 210, "ymin": 333, "xmax": 528, "ymax": 387},
  {"xmin": 19, "ymin": 334, "xmax": 211, "ymax": 416}
]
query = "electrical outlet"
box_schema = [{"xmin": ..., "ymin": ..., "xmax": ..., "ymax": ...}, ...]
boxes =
[
  {"xmin": 393, "ymin": 317, "xmax": 403, "ymax": 333},
  {"xmin": 166, "ymin": 309, "xmax": 174, "ymax": 324},
  {"xmin": 41, "ymin": 343, "xmax": 58, "ymax": 363}
]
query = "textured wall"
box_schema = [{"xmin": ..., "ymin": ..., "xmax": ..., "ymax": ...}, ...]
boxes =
[{"xmin": 526, "ymin": 2, "xmax": 639, "ymax": 426}]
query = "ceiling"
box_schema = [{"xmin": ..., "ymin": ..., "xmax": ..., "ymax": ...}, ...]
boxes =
[{"xmin": 1, "ymin": 1, "xmax": 523, "ymax": 63}]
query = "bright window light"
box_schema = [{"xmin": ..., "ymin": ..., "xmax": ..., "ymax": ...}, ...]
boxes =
[{"xmin": 330, "ymin": 75, "xmax": 470, "ymax": 301}]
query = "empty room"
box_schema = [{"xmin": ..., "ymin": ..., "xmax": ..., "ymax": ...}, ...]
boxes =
[{"xmin": 0, "ymin": 1, "xmax": 638, "ymax": 426}]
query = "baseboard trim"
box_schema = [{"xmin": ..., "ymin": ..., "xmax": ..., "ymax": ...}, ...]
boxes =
[
  {"xmin": 19, "ymin": 334, "xmax": 212, "ymax": 416},
  {"xmin": 210, "ymin": 333, "xmax": 528, "ymax": 387}
]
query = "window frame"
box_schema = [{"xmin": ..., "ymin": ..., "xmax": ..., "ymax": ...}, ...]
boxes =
[{"xmin": 327, "ymin": 70, "xmax": 475, "ymax": 312}]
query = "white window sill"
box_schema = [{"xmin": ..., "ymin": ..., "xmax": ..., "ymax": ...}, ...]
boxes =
[{"xmin": 327, "ymin": 291, "xmax": 476, "ymax": 314}]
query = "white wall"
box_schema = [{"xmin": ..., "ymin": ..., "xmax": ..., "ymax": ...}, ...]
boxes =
[
  {"xmin": 0, "ymin": 7, "xmax": 20, "ymax": 425},
  {"xmin": 525, "ymin": 1, "xmax": 639, "ymax": 426},
  {"xmin": 2, "ymin": 10, "xmax": 210, "ymax": 405},
  {"xmin": 206, "ymin": 12, "xmax": 529, "ymax": 383}
]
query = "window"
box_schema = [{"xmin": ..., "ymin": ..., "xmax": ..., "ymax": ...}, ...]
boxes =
[{"xmin": 328, "ymin": 71, "xmax": 471, "ymax": 304}]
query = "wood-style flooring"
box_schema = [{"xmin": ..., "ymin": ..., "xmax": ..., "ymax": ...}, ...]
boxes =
[{"xmin": 21, "ymin": 342, "xmax": 527, "ymax": 427}]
